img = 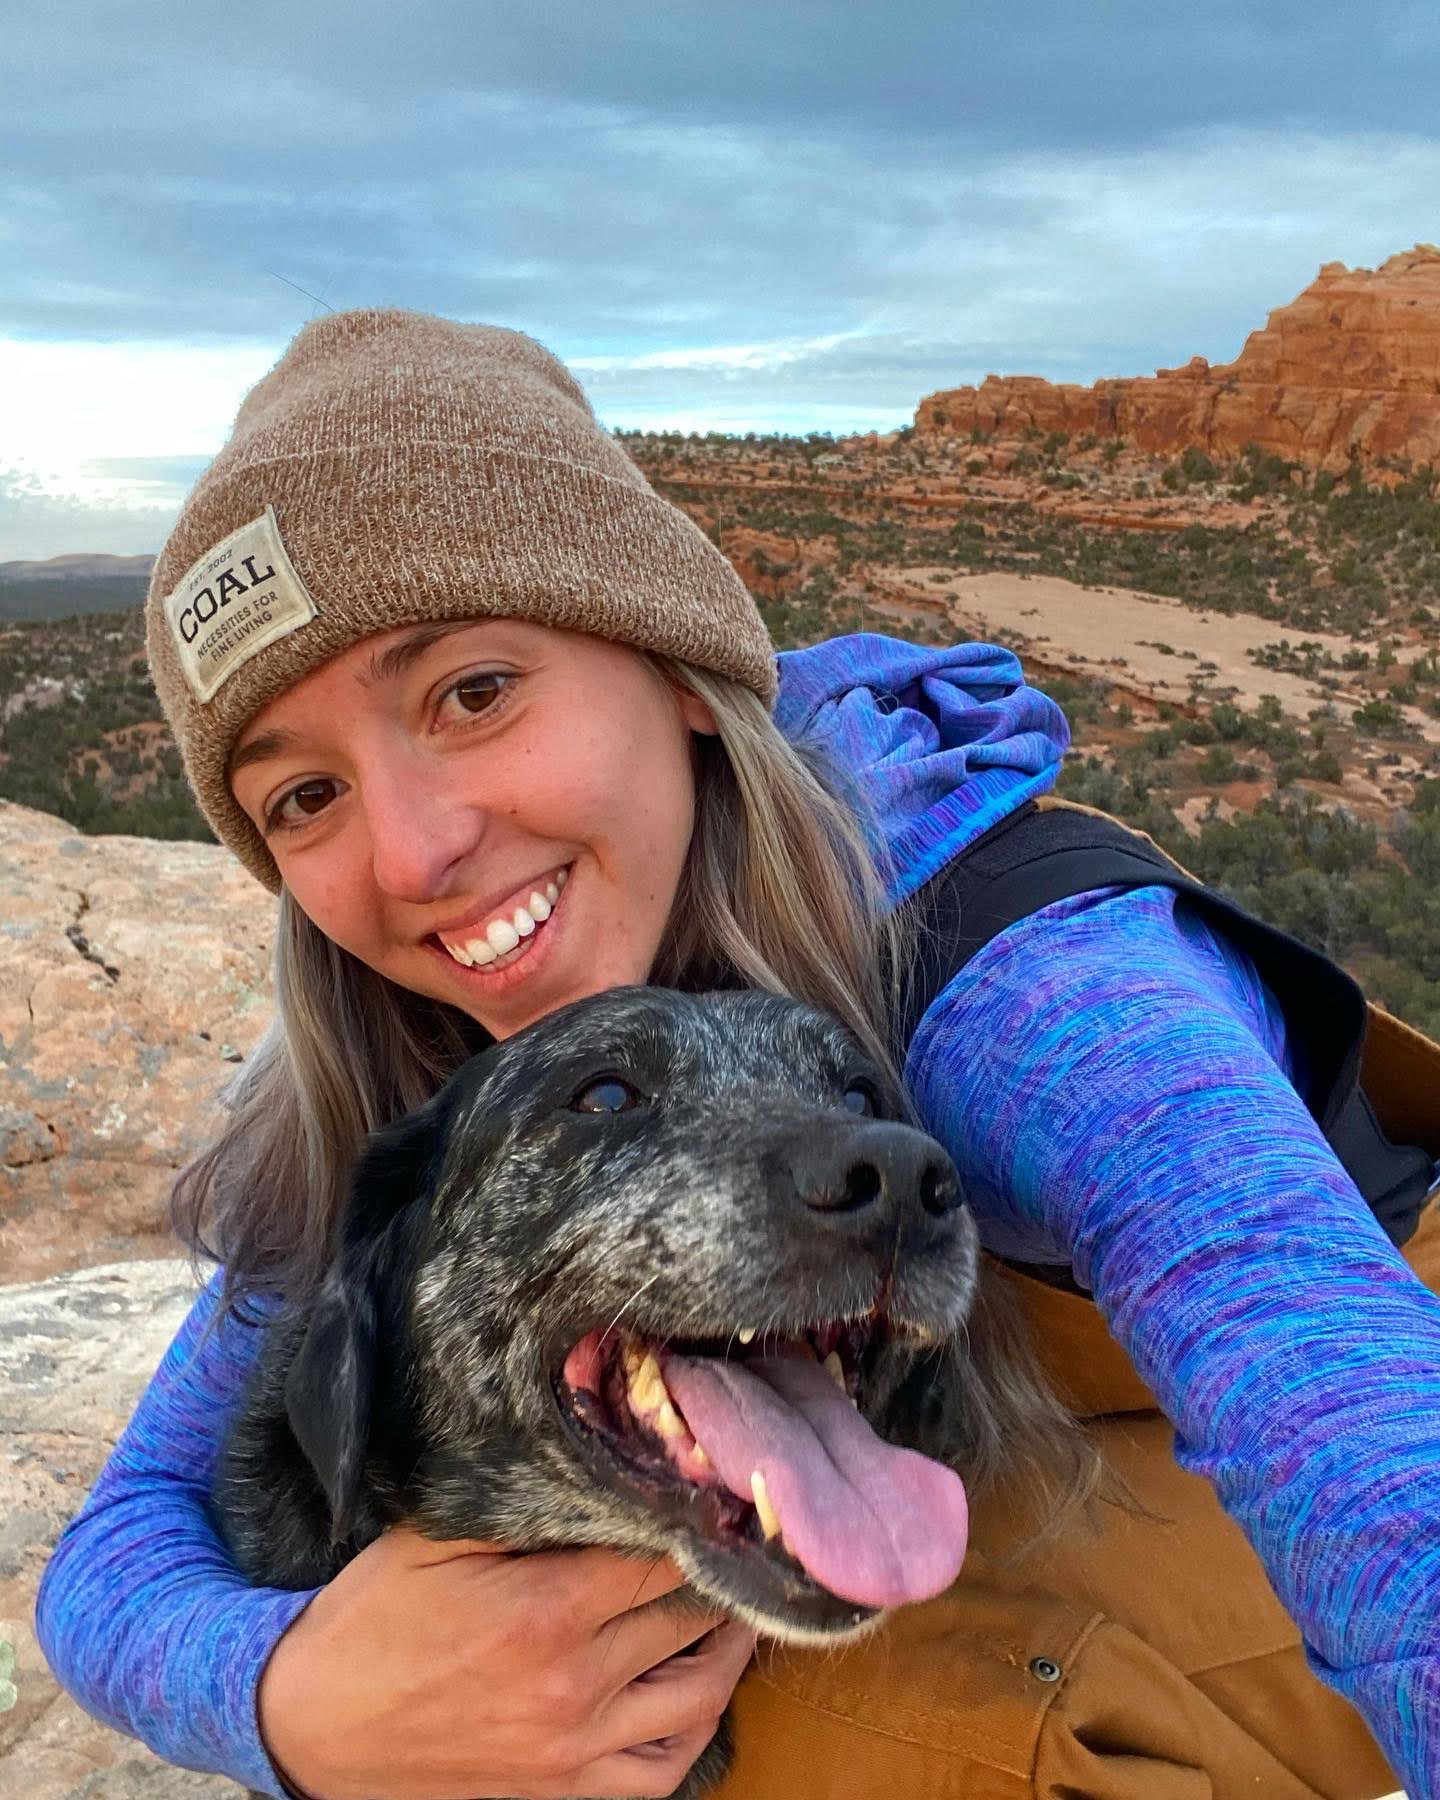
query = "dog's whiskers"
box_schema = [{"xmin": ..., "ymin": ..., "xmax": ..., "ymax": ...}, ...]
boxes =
[{"xmin": 596, "ymin": 1269, "xmax": 665, "ymax": 1357}]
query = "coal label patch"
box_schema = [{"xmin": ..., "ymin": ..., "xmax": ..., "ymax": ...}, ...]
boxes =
[{"xmin": 162, "ymin": 505, "xmax": 320, "ymax": 702}]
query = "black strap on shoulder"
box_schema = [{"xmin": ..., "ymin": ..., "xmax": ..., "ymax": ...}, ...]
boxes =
[{"xmin": 896, "ymin": 801, "xmax": 1435, "ymax": 1248}]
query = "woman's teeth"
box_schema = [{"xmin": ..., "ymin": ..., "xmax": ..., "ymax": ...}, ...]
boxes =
[{"xmin": 439, "ymin": 867, "xmax": 567, "ymax": 968}]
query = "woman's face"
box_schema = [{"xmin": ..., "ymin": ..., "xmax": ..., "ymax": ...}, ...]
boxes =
[{"xmin": 227, "ymin": 619, "xmax": 717, "ymax": 1041}]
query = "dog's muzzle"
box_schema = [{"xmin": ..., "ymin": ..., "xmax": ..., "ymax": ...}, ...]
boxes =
[{"xmin": 555, "ymin": 1113, "xmax": 973, "ymax": 1619}]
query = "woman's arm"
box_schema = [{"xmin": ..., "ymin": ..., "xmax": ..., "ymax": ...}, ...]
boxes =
[
  {"xmin": 905, "ymin": 882, "xmax": 1440, "ymax": 1800},
  {"xmin": 33, "ymin": 1271, "xmax": 318, "ymax": 1797},
  {"xmin": 33, "ymin": 1272, "xmax": 759, "ymax": 1800}
]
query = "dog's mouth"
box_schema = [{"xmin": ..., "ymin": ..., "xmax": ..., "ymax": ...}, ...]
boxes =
[{"xmin": 554, "ymin": 1319, "xmax": 969, "ymax": 1614}]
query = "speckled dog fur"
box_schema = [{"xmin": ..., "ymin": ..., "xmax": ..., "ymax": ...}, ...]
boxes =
[{"xmin": 215, "ymin": 986, "xmax": 1074, "ymax": 1800}]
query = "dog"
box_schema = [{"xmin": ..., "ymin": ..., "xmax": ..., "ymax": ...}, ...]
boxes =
[{"xmin": 215, "ymin": 985, "xmax": 1080, "ymax": 1798}]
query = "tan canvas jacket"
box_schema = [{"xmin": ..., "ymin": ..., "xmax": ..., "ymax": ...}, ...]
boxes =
[{"xmin": 708, "ymin": 1201, "xmax": 1440, "ymax": 1799}]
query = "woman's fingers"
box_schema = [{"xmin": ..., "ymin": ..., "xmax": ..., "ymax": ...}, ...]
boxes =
[
  {"xmin": 591, "ymin": 1590, "xmax": 742, "ymax": 1693},
  {"xmin": 562, "ymin": 1620, "xmax": 756, "ymax": 1798},
  {"xmin": 595, "ymin": 1619, "xmax": 757, "ymax": 1753},
  {"xmin": 560, "ymin": 1545, "xmax": 690, "ymax": 1622},
  {"xmin": 257, "ymin": 1528, "xmax": 752, "ymax": 1800},
  {"xmin": 579, "ymin": 1720, "xmax": 732, "ymax": 1800}
]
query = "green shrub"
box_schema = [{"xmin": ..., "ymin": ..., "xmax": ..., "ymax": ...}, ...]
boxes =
[{"xmin": 1181, "ymin": 446, "xmax": 1221, "ymax": 483}]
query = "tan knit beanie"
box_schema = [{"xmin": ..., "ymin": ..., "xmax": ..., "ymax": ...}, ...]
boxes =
[{"xmin": 145, "ymin": 308, "xmax": 777, "ymax": 892}]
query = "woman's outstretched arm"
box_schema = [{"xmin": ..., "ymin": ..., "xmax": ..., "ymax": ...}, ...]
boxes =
[
  {"xmin": 33, "ymin": 1273, "xmax": 317, "ymax": 1796},
  {"xmin": 905, "ymin": 881, "xmax": 1440, "ymax": 1800}
]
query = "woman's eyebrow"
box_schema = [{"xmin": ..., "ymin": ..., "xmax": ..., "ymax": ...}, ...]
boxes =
[
  {"xmin": 229, "ymin": 621, "xmax": 483, "ymax": 776},
  {"xmin": 357, "ymin": 621, "xmax": 477, "ymax": 691},
  {"xmin": 230, "ymin": 725, "xmax": 302, "ymax": 778}
]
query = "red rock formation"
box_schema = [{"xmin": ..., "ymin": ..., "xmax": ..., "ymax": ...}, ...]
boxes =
[{"xmin": 916, "ymin": 246, "xmax": 1440, "ymax": 471}]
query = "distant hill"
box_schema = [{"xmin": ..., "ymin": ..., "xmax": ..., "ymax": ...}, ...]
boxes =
[{"xmin": 0, "ymin": 553, "xmax": 155, "ymax": 622}]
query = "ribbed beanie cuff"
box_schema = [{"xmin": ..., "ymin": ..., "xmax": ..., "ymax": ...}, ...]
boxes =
[{"xmin": 145, "ymin": 309, "xmax": 777, "ymax": 891}]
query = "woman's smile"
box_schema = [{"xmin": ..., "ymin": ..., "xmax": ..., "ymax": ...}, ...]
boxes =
[
  {"xmin": 430, "ymin": 861, "xmax": 570, "ymax": 967},
  {"xmin": 425, "ymin": 862, "xmax": 572, "ymax": 992}
]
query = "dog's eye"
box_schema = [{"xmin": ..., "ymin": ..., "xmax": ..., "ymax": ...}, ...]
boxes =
[
  {"xmin": 842, "ymin": 1081, "xmax": 879, "ymax": 1117},
  {"xmin": 570, "ymin": 1077, "xmax": 642, "ymax": 1114}
]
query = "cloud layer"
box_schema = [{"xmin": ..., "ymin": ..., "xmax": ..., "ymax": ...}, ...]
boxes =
[{"xmin": 5, "ymin": 1, "xmax": 1439, "ymax": 556}]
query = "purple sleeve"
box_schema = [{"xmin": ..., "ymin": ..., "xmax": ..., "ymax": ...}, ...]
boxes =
[
  {"xmin": 33, "ymin": 1273, "xmax": 317, "ymax": 1797},
  {"xmin": 904, "ymin": 882, "xmax": 1440, "ymax": 1799}
]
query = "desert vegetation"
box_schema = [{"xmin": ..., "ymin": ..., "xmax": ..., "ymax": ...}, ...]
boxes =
[
  {"xmin": 0, "ymin": 609, "xmax": 209, "ymax": 841},
  {"xmin": 633, "ymin": 432, "xmax": 1440, "ymax": 639}
]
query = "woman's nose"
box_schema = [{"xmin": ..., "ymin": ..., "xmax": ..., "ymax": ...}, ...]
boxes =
[{"xmin": 361, "ymin": 752, "xmax": 486, "ymax": 901}]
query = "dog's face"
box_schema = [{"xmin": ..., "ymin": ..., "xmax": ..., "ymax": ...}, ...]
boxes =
[{"xmin": 287, "ymin": 987, "xmax": 980, "ymax": 1645}]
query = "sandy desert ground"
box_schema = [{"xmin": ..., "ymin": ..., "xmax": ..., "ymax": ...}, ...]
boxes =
[{"xmin": 872, "ymin": 566, "xmax": 1440, "ymax": 747}]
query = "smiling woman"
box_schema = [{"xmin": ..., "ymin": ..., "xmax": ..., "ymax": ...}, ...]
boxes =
[
  {"xmin": 224, "ymin": 619, "xmax": 717, "ymax": 1040},
  {"xmin": 31, "ymin": 306, "xmax": 1440, "ymax": 1800}
]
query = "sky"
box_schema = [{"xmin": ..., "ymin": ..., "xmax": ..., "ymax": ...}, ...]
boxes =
[{"xmin": 4, "ymin": 1, "xmax": 1440, "ymax": 560}]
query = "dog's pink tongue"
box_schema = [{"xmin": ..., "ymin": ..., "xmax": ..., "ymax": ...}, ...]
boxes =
[{"xmin": 661, "ymin": 1350, "xmax": 968, "ymax": 1609}]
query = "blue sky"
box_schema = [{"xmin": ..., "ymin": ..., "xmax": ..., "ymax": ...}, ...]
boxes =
[{"xmin": 4, "ymin": 0, "xmax": 1439, "ymax": 558}]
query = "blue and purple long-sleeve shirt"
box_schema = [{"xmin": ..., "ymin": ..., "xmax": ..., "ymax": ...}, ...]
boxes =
[{"xmin": 36, "ymin": 633, "xmax": 1440, "ymax": 1798}]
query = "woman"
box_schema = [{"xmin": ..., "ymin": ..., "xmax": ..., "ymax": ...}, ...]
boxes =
[{"xmin": 34, "ymin": 309, "xmax": 1440, "ymax": 1800}]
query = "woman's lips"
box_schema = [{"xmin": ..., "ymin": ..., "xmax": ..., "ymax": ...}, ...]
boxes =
[
  {"xmin": 431, "ymin": 863, "xmax": 570, "ymax": 959},
  {"xmin": 428, "ymin": 860, "xmax": 568, "ymax": 979}
]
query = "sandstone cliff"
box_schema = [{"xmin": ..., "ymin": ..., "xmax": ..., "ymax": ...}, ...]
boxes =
[
  {"xmin": 0, "ymin": 799, "xmax": 274, "ymax": 1283},
  {"xmin": 916, "ymin": 246, "xmax": 1440, "ymax": 471}
]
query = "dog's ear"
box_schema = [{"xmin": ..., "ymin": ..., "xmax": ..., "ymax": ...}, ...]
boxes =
[
  {"xmin": 285, "ymin": 1088, "xmax": 462, "ymax": 1544},
  {"xmin": 285, "ymin": 1236, "xmax": 395, "ymax": 1545}
]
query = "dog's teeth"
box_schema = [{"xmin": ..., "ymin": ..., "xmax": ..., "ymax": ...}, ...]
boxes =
[
  {"xmin": 691, "ymin": 1440, "xmax": 711, "ymax": 1467},
  {"xmin": 442, "ymin": 939, "xmax": 474, "ymax": 967},
  {"xmin": 737, "ymin": 1327, "xmax": 757, "ymax": 1345},
  {"xmin": 621, "ymin": 1347, "xmax": 700, "ymax": 1450},
  {"xmin": 527, "ymin": 890, "xmax": 552, "ymax": 921},
  {"xmin": 629, "ymin": 1350, "xmax": 669, "ymax": 1416},
  {"xmin": 751, "ymin": 1470, "xmax": 782, "ymax": 1541},
  {"xmin": 823, "ymin": 1351, "xmax": 847, "ymax": 1392}
]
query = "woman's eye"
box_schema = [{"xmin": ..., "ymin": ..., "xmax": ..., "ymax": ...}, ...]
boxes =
[
  {"xmin": 569, "ymin": 1078, "xmax": 643, "ymax": 1114},
  {"xmin": 266, "ymin": 779, "xmax": 337, "ymax": 831},
  {"xmin": 841, "ymin": 1081, "xmax": 879, "ymax": 1117},
  {"xmin": 448, "ymin": 671, "xmax": 508, "ymax": 715}
]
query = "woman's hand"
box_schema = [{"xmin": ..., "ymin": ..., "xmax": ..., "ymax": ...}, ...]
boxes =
[{"xmin": 256, "ymin": 1525, "xmax": 757, "ymax": 1800}]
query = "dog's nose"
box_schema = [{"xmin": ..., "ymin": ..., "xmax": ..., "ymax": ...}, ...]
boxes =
[{"xmin": 782, "ymin": 1121, "xmax": 963, "ymax": 1233}]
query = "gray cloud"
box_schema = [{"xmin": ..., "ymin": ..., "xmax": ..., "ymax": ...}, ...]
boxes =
[
  {"xmin": 6, "ymin": 1, "xmax": 1440, "ymax": 555},
  {"xmin": 0, "ymin": 465, "xmax": 180, "ymax": 560},
  {"xmin": 5, "ymin": 1, "xmax": 1440, "ymax": 346},
  {"xmin": 80, "ymin": 456, "xmax": 213, "ymax": 487}
]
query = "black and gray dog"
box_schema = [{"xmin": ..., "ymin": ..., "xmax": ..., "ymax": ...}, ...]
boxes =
[{"xmin": 215, "ymin": 985, "xmax": 1067, "ymax": 1799}]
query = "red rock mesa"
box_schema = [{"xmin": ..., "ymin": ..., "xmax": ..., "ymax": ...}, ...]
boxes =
[{"xmin": 916, "ymin": 245, "xmax": 1440, "ymax": 471}]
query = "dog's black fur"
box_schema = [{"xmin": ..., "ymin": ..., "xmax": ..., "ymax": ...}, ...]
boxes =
[{"xmin": 215, "ymin": 986, "xmax": 1002, "ymax": 1799}]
